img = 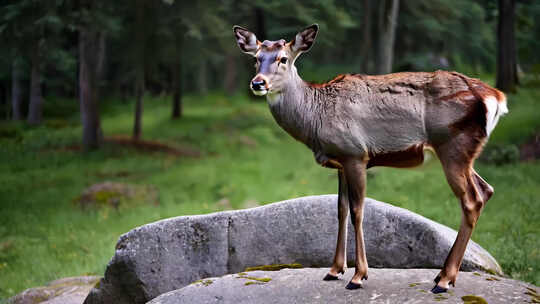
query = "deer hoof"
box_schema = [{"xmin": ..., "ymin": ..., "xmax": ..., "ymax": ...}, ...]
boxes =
[
  {"xmin": 362, "ymin": 275, "xmax": 368, "ymax": 280},
  {"xmin": 431, "ymin": 285, "xmax": 448, "ymax": 294},
  {"xmin": 434, "ymin": 274, "xmax": 441, "ymax": 284},
  {"xmin": 323, "ymin": 274, "xmax": 339, "ymax": 281},
  {"xmin": 345, "ymin": 281, "xmax": 363, "ymax": 290}
]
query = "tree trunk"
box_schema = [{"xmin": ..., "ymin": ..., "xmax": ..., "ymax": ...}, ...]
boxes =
[
  {"xmin": 172, "ymin": 37, "xmax": 182, "ymax": 119},
  {"xmin": 133, "ymin": 0, "xmax": 145, "ymax": 140},
  {"xmin": 375, "ymin": 0, "xmax": 400, "ymax": 75},
  {"xmin": 223, "ymin": 53, "xmax": 237, "ymax": 95},
  {"xmin": 360, "ymin": 0, "xmax": 373, "ymax": 73},
  {"xmin": 0, "ymin": 82, "xmax": 6, "ymax": 120},
  {"xmin": 172, "ymin": 62, "xmax": 182, "ymax": 119},
  {"xmin": 11, "ymin": 60, "xmax": 23, "ymax": 120},
  {"xmin": 197, "ymin": 60, "xmax": 208, "ymax": 95},
  {"xmin": 496, "ymin": 0, "xmax": 518, "ymax": 92},
  {"xmin": 96, "ymin": 31, "xmax": 107, "ymax": 89},
  {"xmin": 254, "ymin": 7, "xmax": 267, "ymax": 40},
  {"xmin": 79, "ymin": 27, "xmax": 103, "ymax": 150},
  {"xmin": 133, "ymin": 71, "xmax": 144, "ymax": 140},
  {"xmin": 27, "ymin": 47, "xmax": 43, "ymax": 125}
]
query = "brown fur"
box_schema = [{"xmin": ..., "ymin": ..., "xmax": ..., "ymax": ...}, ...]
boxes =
[
  {"xmin": 305, "ymin": 74, "xmax": 347, "ymax": 89},
  {"xmin": 367, "ymin": 144, "xmax": 425, "ymax": 168},
  {"xmin": 450, "ymin": 72, "xmax": 506, "ymax": 102},
  {"xmin": 450, "ymin": 98, "xmax": 488, "ymax": 137},
  {"xmin": 438, "ymin": 90, "xmax": 476, "ymax": 102}
]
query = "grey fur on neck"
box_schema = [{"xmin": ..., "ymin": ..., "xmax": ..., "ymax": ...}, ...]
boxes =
[{"xmin": 266, "ymin": 68, "xmax": 322, "ymax": 152}]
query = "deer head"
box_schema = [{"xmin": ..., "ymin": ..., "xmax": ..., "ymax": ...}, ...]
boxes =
[{"xmin": 233, "ymin": 24, "xmax": 319, "ymax": 96}]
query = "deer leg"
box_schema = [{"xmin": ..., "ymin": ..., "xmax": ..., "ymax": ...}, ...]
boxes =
[
  {"xmin": 343, "ymin": 158, "xmax": 368, "ymax": 290},
  {"xmin": 472, "ymin": 169, "xmax": 494, "ymax": 203},
  {"xmin": 324, "ymin": 170, "xmax": 349, "ymax": 281},
  {"xmin": 432, "ymin": 156, "xmax": 488, "ymax": 293}
]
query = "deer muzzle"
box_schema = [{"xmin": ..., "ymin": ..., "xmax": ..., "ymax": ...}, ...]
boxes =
[{"xmin": 250, "ymin": 75, "xmax": 270, "ymax": 96}]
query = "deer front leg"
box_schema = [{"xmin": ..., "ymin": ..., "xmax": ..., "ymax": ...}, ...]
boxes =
[
  {"xmin": 343, "ymin": 158, "xmax": 368, "ymax": 290},
  {"xmin": 323, "ymin": 170, "xmax": 349, "ymax": 281}
]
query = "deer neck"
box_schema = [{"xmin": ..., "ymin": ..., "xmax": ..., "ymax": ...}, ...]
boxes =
[{"xmin": 266, "ymin": 67, "xmax": 320, "ymax": 150}]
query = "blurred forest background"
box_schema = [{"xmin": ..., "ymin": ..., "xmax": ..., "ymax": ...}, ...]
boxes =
[{"xmin": 1, "ymin": 0, "xmax": 539, "ymax": 300}]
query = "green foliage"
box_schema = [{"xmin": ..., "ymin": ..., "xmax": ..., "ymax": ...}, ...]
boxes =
[
  {"xmin": 479, "ymin": 144, "xmax": 520, "ymax": 166},
  {"xmin": 397, "ymin": 0, "xmax": 496, "ymax": 72},
  {"xmin": 2, "ymin": 0, "xmax": 540, "ymax": 100},
  {"xmin": 516, "ymin": 2, "xmax": 540, "ymax": 69},
  {"xmin": 256, "ymin": 0, "xmax": 356, "ymax": 40},
  {"xmin": 0, "ymin": 121, "xmax": 24, "ymax": 141},
  {"xmin": 488, "ymin": 86, "xmax": 540, "ymax": 145}
]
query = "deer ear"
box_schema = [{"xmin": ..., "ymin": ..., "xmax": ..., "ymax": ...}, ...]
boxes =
[
  {"xmin": 233, "ymin": 25, "xmax": 259, "ymax": 55},
  {"xmin": 290, "ymin": 24, "xmax": 319, "ymax": 54}
]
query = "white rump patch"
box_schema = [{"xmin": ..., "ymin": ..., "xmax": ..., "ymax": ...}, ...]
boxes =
[
  {"xmin": 484, "ymin": 96, "xmax": 508, "ymax": 136},
  {"xmin": 498, "ymin": 96, "xmax": 509, "ymax": 115}
]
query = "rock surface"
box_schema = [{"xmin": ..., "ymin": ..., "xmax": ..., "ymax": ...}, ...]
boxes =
[
  {"xmin": 84, "ymin": 195, "xmax": 502, "ymax": 304},
  {"xmin": 149, "ymin": 268, "xmax": 539, "ymax": 304},
  {"xmin": 9, "ymin": 276, "xmax": 100, "ymax": 304}
]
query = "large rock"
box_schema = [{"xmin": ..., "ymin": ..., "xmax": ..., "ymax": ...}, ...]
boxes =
[
  {"xmin": 84, "ymin": 195, "xmax": 502, "ymax": 304},
  {"xmin": 9, "ymin": 276, "xmax": 100, "ymax": 304},
  {"xmin": 149, "ymin": 268, "xmax": 539, "ymax": 304}
]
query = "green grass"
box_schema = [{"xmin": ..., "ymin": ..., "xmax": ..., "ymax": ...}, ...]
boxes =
[{"xmin": 0, "ymin": 86, "xmax": 539, "ymax": 300}]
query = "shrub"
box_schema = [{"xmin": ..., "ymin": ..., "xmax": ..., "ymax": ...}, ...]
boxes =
[{"xmin": 479, "ymin": 144, "xmax": 520, "ymax": 166}]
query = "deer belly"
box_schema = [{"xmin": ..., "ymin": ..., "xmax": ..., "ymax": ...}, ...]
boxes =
[
  {"xmin": 319, "ymin": 114, "xmax": 427, "ymax": 159},
  {"xmin": 367, "ymin": 144, "xmax": 426, "ymax": 168}
]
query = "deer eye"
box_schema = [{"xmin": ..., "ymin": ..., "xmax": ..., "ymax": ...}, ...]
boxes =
[{"xmin": 280, "ymin": 57, "xmax": 288, "ymax": 64}]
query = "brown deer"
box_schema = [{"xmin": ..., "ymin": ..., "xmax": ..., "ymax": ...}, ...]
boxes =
[{"xmin": 233, "ymin": 24, "xmax": 508, "ymax": 293}]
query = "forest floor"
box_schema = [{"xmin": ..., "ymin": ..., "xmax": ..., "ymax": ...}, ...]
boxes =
[{"xmin": 0, "ymin": 84, "xmax": 539, "ymax": 300}]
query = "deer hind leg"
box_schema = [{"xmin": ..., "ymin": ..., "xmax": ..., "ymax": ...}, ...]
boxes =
[
  {"xmin": 324, "ymin": 170, "xmax": 349, "ymax": 281},
  {"xmin": 432, "ymin": 139, "xmax": 492, "ymax": 293},
  {"xmin": 471, "ymin": 169, "xmax": 494, "ymax": 203},
  {"xmin": 342, "ymin": 157, "xmax": 368, "ymax": 290}
]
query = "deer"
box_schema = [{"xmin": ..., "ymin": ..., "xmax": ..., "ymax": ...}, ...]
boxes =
[{"xmin": 233, "ymin": 24, "xmax": 508, "ymax": 293}]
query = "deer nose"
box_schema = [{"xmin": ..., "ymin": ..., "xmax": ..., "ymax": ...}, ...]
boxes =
[{"xmin": 251, "ymin": 79, "xmax": 267, "ymax": 91}]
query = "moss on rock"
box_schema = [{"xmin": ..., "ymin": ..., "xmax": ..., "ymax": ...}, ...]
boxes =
[
  {"xmin": 434, "ymin": 294, "xmax": 448, "ymax": 301},
  {"xmin": 244, "ymin": 263, "xmax": 302, "ymax": 272},
  {"xmin": 236, "ymin": 272, "xmax": 272, "ymax": 286},
  {"xmin": 462, "ymin": 295, "xmax": 488, "ymax": 304},
  {"xmin": 525, "ymin": 287, "xmax": 540, "ymax": 303},
  {"xmin": 191, "ymin": 279, "xmax": 213, "ymax": 286},
  {"xmin": 485, "ymin": 276, "xmax": 500, "ymax": 281}
]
